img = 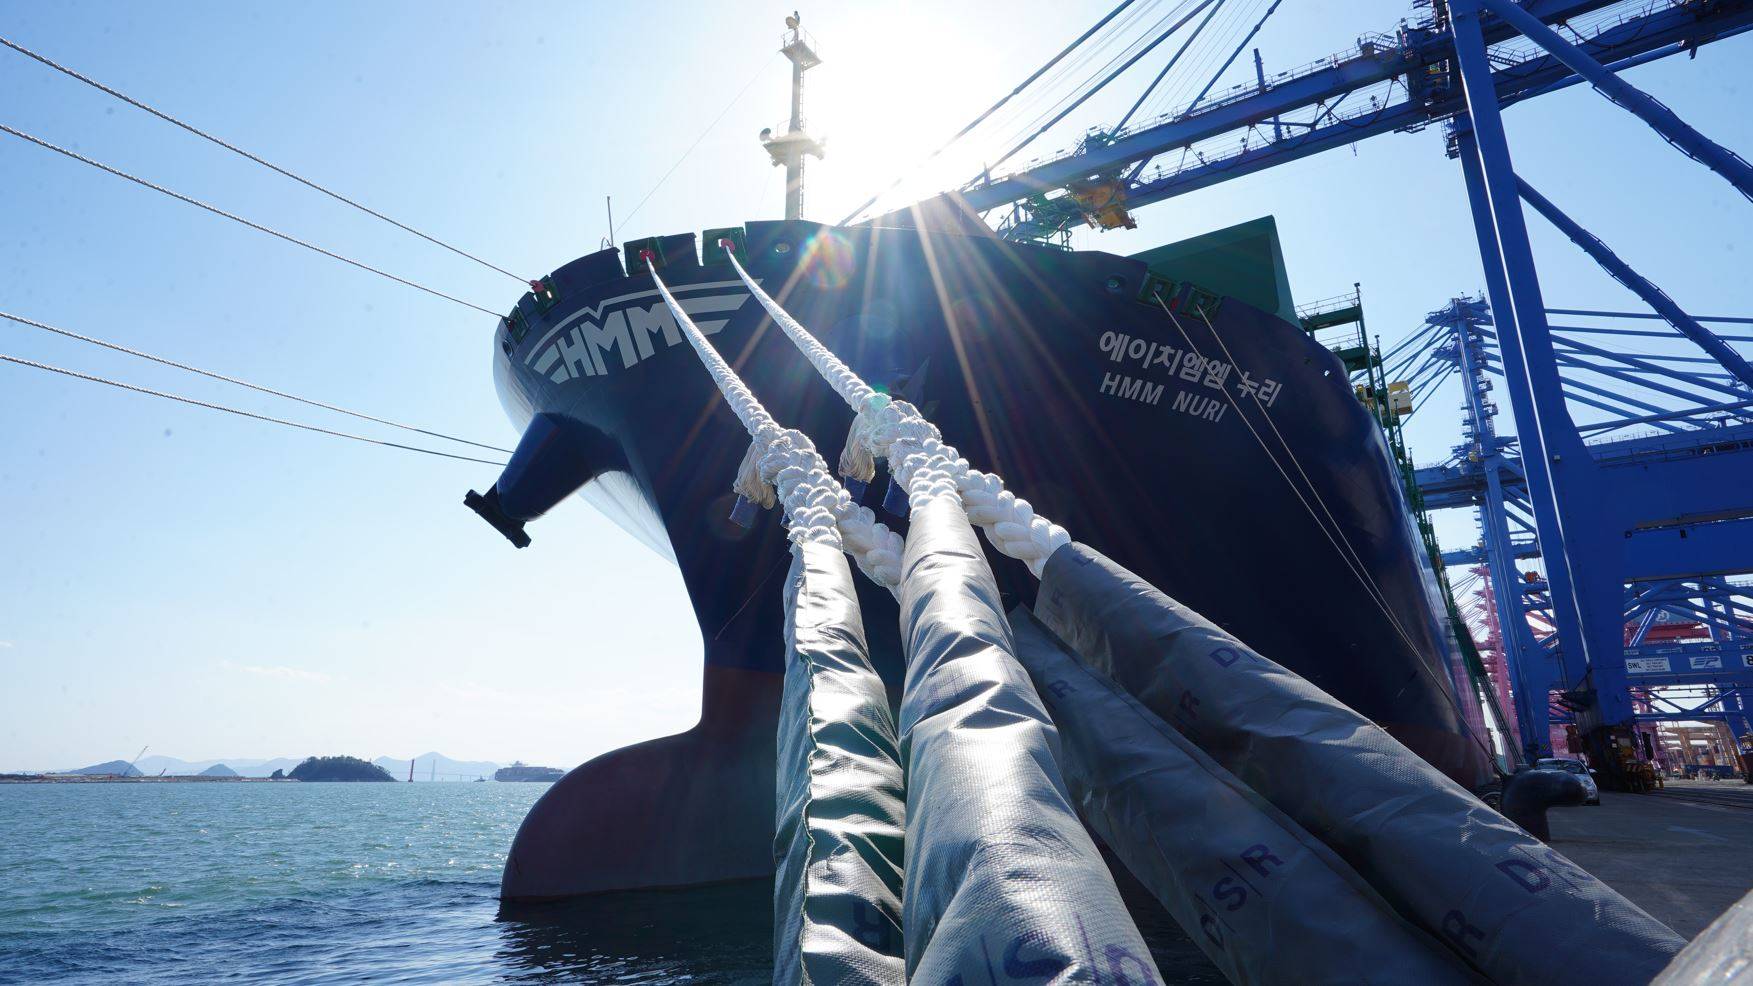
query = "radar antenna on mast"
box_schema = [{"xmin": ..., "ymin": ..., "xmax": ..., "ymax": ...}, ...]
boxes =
[{"xmin": 759, "ymin": 11, "xmax": 824, "ymax": 220}]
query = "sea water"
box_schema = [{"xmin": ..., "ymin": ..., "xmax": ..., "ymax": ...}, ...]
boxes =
[{"xmin": 0, "ymin": 781, "xmax": 1219, "ymax": 983}]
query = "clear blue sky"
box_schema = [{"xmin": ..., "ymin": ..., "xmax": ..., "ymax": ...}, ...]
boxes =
[{"xmin": 2, "ymin": 1, "xmax": 1748, "ymax": 771}]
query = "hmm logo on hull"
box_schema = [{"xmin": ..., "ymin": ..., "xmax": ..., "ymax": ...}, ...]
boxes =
[{"xmin": 524, "ymin": 279, "xmax": 755, "ymax": 384}]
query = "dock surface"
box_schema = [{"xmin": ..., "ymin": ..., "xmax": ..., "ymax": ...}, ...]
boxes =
[{"xmin": 1548, "ymin": 779, "xmax": 1753, "ymax": 938}]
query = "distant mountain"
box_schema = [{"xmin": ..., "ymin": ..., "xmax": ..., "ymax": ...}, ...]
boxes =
[
  {"xmin": 198, "ymin": 763, "xmax": 239, "ymax": 777},
  {"xmin": 137, "ymin": 755, "xmax": 222, "ymax": 776},
  {"xmin": 65, "ymin": 760, "xmax": 143, "ymax": 777},
  {"xmin": 376, "ymin": 753, "xmax": 501, "ymax": 782},
  {"xmin": 135, "ymin": 755, "xmax": 306, "ymax": 778},
  {"xmin": 90, "ymin": 753, "xmax": 502, "ymax": 780},
  {"xmin": 136, "ymin": 755, "xmax": 194, "ymax": 774}
]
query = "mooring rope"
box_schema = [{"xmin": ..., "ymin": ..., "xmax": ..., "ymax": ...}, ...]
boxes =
[
  {"xmin": 0, "ymin": 351, "xmax": 506, "ymax": 467},
  {"xmin": 722, "ymin": 246, "xmax": 1070, "ymax": 576},
  {"xmin": 0, "ymin": 309, "xmax": 512, "ymax": 453},
  {"xmin": 0, "ymin": 34, "xmax": 529, "ymax": 285},
  {"xmin": 0, "ymin": 122, "xmax": 503, "ymax": 317},
  {"xmin": 645, "ymin": 257, "xmax": 904, "ymax": 587}
]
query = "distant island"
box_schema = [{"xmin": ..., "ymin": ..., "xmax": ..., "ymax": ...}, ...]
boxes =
[
  {"xmin": 494, "ymin": 762, "xmax": 565, "ymax": 783},
  {"xmin": 3, "ymin": 751, "xmax": 526, "ymax": 783},
  {"xmin": 288, "ymin": 756, "xmax": 396, "ymax": 782}
]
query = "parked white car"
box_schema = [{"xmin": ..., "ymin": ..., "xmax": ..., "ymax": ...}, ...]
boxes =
[{"xmin": 1534, "ymin": 757, "xmax": 1601, "ymax": 805}]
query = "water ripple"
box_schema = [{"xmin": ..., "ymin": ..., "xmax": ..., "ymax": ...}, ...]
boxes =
[{"xmin": 0, "ymin": 782, "xmax": 1219, "ymax": 984}]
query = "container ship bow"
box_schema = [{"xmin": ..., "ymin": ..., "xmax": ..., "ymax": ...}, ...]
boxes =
[{"xmin": 478, "ymin": 214, "xmax": 1496, "ymax": 900}]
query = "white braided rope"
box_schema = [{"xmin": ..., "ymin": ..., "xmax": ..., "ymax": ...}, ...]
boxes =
[
  {"xmin": 890, "ymin": 436, "xmax": 961, "ymax": 509},
  {"xmin": 721, "ymin": 247, "xmax": 1070, "ymax": 577},
  {"xmin": 649, "ymin": 262, "xmax": 904, "ymax": 587},
  {"xmin": 838, "ymin": 392, "xmax": 889, "ymax": 484},
  {"xmin": 756, "ymin": 431, "xmax": 842, "ymax": 549},
  {"xmin": 762, "ymin": 435, "xmax": 905, "ymax": 585},
  {"xmin": 726, "ymin": 250, "xmax": 874, "ymax": 409},
  {"xmin": 879, "ymin": 409, "xmax": 1070, "ymax": 578},
  {"xmin": 832, "ymin": 496, "xmax": 905, "ymax": 588}
]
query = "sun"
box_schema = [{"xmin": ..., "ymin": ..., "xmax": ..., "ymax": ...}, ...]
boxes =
[{"xmin": 804, "ymin": 4, "xmax": 1007, "ymax": 223}]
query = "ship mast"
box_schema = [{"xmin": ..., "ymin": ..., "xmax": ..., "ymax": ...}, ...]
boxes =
[{"xmin": 760, "ymin": 12, "xmax": 824, "ymax": 220}]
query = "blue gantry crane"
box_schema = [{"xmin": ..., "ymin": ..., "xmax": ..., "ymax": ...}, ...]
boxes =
[
  {"xmin": 929, "ymin": 0, "xmax": 1753, "ymax": 242},
  {"xmin": 1408, "ymin": 297, "xmax": 1752, "ymax": 769},
  {"xmin": 867, "ymin": 0, "xmax": 1753, "ymax": 785},
  {"xmin": 1441, "ymin": 1, "xmax": 1753, "ymax": 782}
]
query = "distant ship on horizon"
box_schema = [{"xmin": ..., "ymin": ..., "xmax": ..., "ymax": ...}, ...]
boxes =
[{"xmin": 494, "ymin": 762, "xmax": 565, "ymax": 783}]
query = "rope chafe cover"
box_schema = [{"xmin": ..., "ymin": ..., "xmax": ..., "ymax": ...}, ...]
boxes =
[
  {"xmin": 893, "ymin": 495, "xmax": 1157, "ymax": 981},
  {"xmin": 1009, "ymin": 607, "xmax": 1476, "ymax": 985},
  {"xmin": 1032, "ymin": 541, "xmax": 1685, "ymax": 984},
  {"xmin": 773, "ymin": 542, "xmax": 906, "ymax": 985}
]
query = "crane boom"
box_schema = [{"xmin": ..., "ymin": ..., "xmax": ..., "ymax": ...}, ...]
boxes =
[{"xmin": 929, "ymin": 0, "xmax": 1753, "ymax": 243}]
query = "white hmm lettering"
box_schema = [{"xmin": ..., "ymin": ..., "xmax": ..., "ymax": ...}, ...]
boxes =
[
  {"xmin": 556, "ymin": 328, "xmax": 597, "ymax": 378},
  {"xmin": 581, "ymin": 310, "xmax": 637, "ymax": 373},
  {"xmin": 1100, "ymin": 372, "xmax": 1163, "ymax": 405},
  {"xmin": 626, "ymin": 302, "xmax": 682, "ymax": 360},
  {"xmin": 1171, "ymin": 390, "xmax": 1228, "ymax": 422},
  {"xmin": 525, "ymin": 286, "xmax": 753, "ymax": 383}
]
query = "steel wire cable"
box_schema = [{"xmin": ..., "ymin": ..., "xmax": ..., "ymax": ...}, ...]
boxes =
[
  {"xmin": 1175, "ymin": 0, "xmax": 1286, "ymax": 121},
  {"xmin": 1131, "ymin": 0, "xmax": 1250, "ymax": 123},
  {"xmin": 840, "ymin": 0, "xmax": 1151, "ymax": 223},
  {"xmin": 951, "ymin": 5, "xmax": 1159, "ymax": 183},
  {"xmin": 0, "ymin": 352, "xmax": 507, "ymax": 466},
  {"xmin": 992, "ymin": 2, "xmax": 1254, "ymax": 210},
  {"xmin": 0, "ymin": 34, "xmax": 527, "ymax": 285},
  {"xmin": 1142, "ymin": 0, "xmax": 1264, "ymax": 124},
  {"xmin": 1548, "ymin": 307, "xmax": 1753, "ymax": 325},
  {"xmin": 1384, "ymin": 320, "xmax": 1445, "ymax": 365},
  {"xmin": 984, "ymin": 1, "xmax": 1180, "ymax": 143},
  {"xmin": 1190, "ymin": 303, "xmax": 1502, "ymax": 759},
  {"xmin": 1386, "ymin": 333, "xmax": 1442, "ymax": 382},
  {"xmin": 1158, "ymin": 296, "xmax": 1502, "ymax": 769},
  {"xmin": 0, "ymin": 309, "xmax": 512, "ymax": 453},
  {"xmin": 1158, "ymin": 302, "xmax": 1426, "ymax": 660},
  {"xmin": 1412, "ymin": 365, "xmax": 1459, "ymax": 414},
  {"xmin": 0, "ymin": 123, "xmax": 502, "ymax": 318},
  {"xmin": 986, "ymin": 0, "xmax": 1210, "ymax": 176},
  {"xmin": 969, "ymin": 0, "xmax": 1174, "ymax": 174},
  {"xmin": 1115, "ymin": 0, "xmax": 1229, "ymax": 133},
  {"xmin": 1019, "ymin": 1, "xmax": 1172, "ymax": 112},
  {"xmin": 1405, "ymin": 353, "xmax": 1452, "ymax": 394},
  {"xmin": 619, "ymin": 55, "xmax": 775, "ymax": 233},
  {"xmin": 1096, "ymin": 0, "xmax": 1258, "ymax": 181},
  {"xmin": 988, "ymin": 1, "xmax": 1168, "ymax": 139}
]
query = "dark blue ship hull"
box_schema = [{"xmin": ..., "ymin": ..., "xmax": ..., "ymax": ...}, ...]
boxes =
[{"xmin": 490, "ymin": 219, "xmax": 1491, "ymax": 900}]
